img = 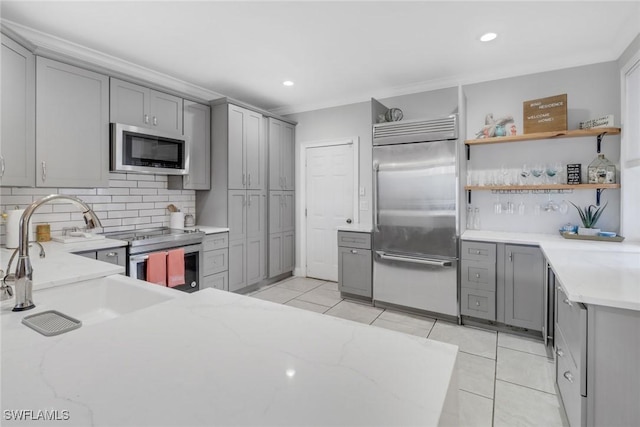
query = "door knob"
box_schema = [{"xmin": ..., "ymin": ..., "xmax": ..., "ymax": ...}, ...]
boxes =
[{"xmin": 346, "ymin": 218, "xmax": 352, "ymax": 224}]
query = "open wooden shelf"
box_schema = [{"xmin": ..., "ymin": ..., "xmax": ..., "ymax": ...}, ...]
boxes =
[
  {"xmin": 464, "ymin": 127, "xmax": 621, "ymax": 146},
  {"xmin": 464, "ymin": 183, "xmax": 621, "ymax": 191}
]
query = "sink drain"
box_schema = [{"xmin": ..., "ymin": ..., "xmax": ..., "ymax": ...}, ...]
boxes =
[{"xmin": 22, "ymin": 310, "xmax": 82, "ymax": 336}]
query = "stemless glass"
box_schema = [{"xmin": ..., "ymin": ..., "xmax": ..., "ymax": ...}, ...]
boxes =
[
  {"xmin": 545, "ymin": 163, "xmax": 559, "ymax": 184},
  {"xmin": 520, "ymin": 164, "xmax": 531, "ymax": 185},
  {"xmin": 466, "ymin": 206, "xmax": 474, "ymax": 229},
  {"xmin": 531, "ymin": 163, "xmax": 544, "ymax": 184},
  {"xmin": 473, "ymin": 207, "xmax": 481, "ymax": 230},
  {"xmin": 554, "ymin": 161, "xmax": 564, "ymax": 184},
  {"xmin": 518, "ymin": 200, "xmax": 526, "ymax": 215},
  {"xmin": 494, "ymin": 194, "xmax": 503, "ymax": 215}
]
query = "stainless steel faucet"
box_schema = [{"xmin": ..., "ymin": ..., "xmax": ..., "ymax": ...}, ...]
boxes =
[{"xmin": 8, "ymin": 195, "xmax": 102, "ymax": 312}]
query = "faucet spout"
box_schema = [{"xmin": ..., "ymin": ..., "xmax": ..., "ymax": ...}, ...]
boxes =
[{"xmin": 12, "ymin": 194, "xmax": 102, "ymax": 312}]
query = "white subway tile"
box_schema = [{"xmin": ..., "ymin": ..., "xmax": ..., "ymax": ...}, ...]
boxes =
[
  {"xmin": 76, "ymin": 195, "xmax": 111, "ymax": 204},
  {"xmin": 97, "ymin": 187, "xmax": 130, "ymax": 196},
  {"xmin": 97, "ymin": 218, "xmax": 122, "ymax": 227},
  {"xmin": 9, "ymin": 188, "xmax": 53, "ymax": 196},
  {"xmin": 1, "ymin": 188, "xmax": 12, "ymax": 195},
  {"xmin": 29, "ymin": 212, "xmax": 72, "ymax": 223},
  {"xmin": 125, "ymin": 202, "xmax": 155, "ymax": 210},
  {"xmin": 130, "ymin": 188, "xmax": 158, "ymax": 196},
  {"xmin": 109, "ymin": 180, "xmax": 137, "ymax": 188},
  {"xmin": 109, "ymin": 172, "xmax": 125, "ymax": 180},
  {"xmin": 122, "ymin": 217, "xmax": 151, "ymax": 226},
  {"xmin": 0, "ymin": 195, "xmax": 34, "ymax": 206},
  {"xmin": 126, "ymin": 173, "xmax": 156, "ymax": 181},
  {"xmin": 139, "ymin": 209, "xmax": 166, "ymax": 217},
  {"xmin": 91, "ymin": 203, "xmax": 126, "ymax": 211},
  {"xmin": 137, "ymin": 181, "xmax": 165, "ymax": 189},
  {"xmin": 138, "ymin": 222, "xmax": 163, "ymax": 229},
  {"xmin": 112, "ymin": 195, "xmax": 142, "ymax": 203},
  {"xmin": 154, "ymin": 175, "xmax": 168, "ymax": 182},
  {"xmin": 151, "ymin": 215, "xmax": 169, "ymax": 223},
  {"xmin": 108, "ymin": 210, "xmax": 140, "ymax": 219},
  {"xmin": 104, "ymin": 225, "xmax": 135, "ymax": 233},
  {"xmin": 170, "ymin": 195, "xmax": 193, "ymax": 202},
  {"xmin": 58, "ymin": 188, "xmax": 98, "ymax": 196},
  {"xmin": 142, "ymin": 195, "xmax": 169, "ymax": 203}
]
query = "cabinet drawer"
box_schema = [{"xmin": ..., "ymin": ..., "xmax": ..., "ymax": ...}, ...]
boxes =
[
  {"xmin": 96, "ymin": 247, "xmax": 126, "ymax": 267},
  {"xmin": 556, "ymin": 285, "xmax": 587, "ymax": 371},
  {"xmin": 338, "ymin": 247, "xmax": 372, "ymax": 298},
  {"xmin": 338, "ymin": 231, "xmax": 371, "ymax": 249},
  {"xmin": 461, "ymin": 288, "xmax": 496, "ymax": 320},
  {"xmin": 202, "ymin": 271, "xmax": 228, "ymax": 291},
  {"xmin": 556, "ymin": 335, "xmax": 586, "ymax": 427},
  {"xmin": 204, "ymin": 232, "xmax": 229, "ymax": 251},
  {"xmin": 461, "ymin": 241, "xmax": 496, "ymax": 262},
  {"xmin": 204, "ymin": 248, "xmax": 228, "ymax": 276},
  {"xmin": 461, "ymin": 260, "xmax": 496, "ymax": 291}
]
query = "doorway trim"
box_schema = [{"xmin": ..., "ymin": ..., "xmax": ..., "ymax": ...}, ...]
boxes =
[{"xmin": 296, "ymin": 136, "xmax": 360, "ymax": 277}]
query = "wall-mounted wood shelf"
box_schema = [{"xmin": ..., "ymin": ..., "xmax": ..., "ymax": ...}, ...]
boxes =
[
  {"xmin": 464, "ymin": 183, "xmax": 620, "ymax": 191},
  {"xmin": 464, "ymin": 127, "xmax": 621, "ymax": 146}
]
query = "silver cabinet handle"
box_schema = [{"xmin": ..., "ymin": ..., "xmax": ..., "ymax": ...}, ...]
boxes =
[
  {"xmin": 105, "ymin": 252, "xmax": 117, "ymax": 257},
  {"xmin": 563, "ymin": 371, "xmax": 574, "ymax": 383},
  {"xmin": 153, "ymin": 116, "xmax": 158, "ymax": 126},
  {"xmin": 242, "ymin": 173, "xmax": 246, "ymax": 186},
  {"xmin": 556, "ymin": 348, "xmax": 565, "ymax": 357},
  {"xmin": 0, "ymin": 155, "xmax": 5, "ymax": 177},
  {"xmin": 248, "ymin": 173, "xmax": 251, "ymax": 187},
  {"xmin": 475, "ymin": 300, "xmax": 480, "ymax": 306},
  {"xmin": 563, "ymin": 298, "xmax": 573, "ymax": 307},
  {"xmin": 41, "ymin": 161, "xmax": 46, "ymax": 182},
  {"xmin": 350, "ymin": 249, "xmax": 358, "ymax": 254},
  {"xmin": 377, "ymin": 251, "xmax": 452, "ymax": 267},
  {"xmin": 508, "ymin": 252, "xmax": 513, "ymax": 262},
  {"xmin": 144, "ymin": 114, "xmax": 149, "ymax": 124}
]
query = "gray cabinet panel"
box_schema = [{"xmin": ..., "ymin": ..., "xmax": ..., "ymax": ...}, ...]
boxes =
[
  {"xmin": 203, "ymin": 232, "xmax": 229, "ymax": 251},
  {"xmin": 75, "ymin": 251, "xmax": 97, "ymax": 260},
  {"xmin": 268, "ymin": 233, "xmax": 283, "ymax": 278},
  {"xmin": 1, "ymin": 35, "xmax": 35, "ymax": 187},
  {"xmin": 204, "ymin": 248, "xmax": 228, "ymax": 276},
  {"xmin": 338, "ymin": 231, "xmax": 371, "ymax": 249},
  {"xmin": 149, "ymin": 90, "xmax": 182, "ymax": 134},
  {"xmin": 228, "ymin": 105, "xmax": 245, "ymax": 189},
  {"xmin": 461, "ymin": 259, "xmax": 496, "ymax": 292},
  {"xmin": 281, "ymin": 192, "xmax": 295, "ymax": 232},
  {"xmin": 246, "ymin": 191, "xmax": 266, "ymax": 239},
  {"xmin": 203, "ymin": 271, "xmax": 229, "ymax": 291},
  {"xmin": 245, "ymin": 110, "xmax": 264, "ymax": 190},
  {"xmin": 504, "ymin": 244, "xmax": 544, "ymax": 331},
  {"xmin": 228, "ymin": 239, "xmax": 246, "ymax": 292},
  {"xmin": 96, "ymin": 247, "xmax": 126, "ymax": 267},
  {"xmin": 246, "ymin": 236, "xmax": 265, "ymax": 285},
  {"xmin": 36, "ymin": 57, "xmax": 109, "ymax": 188},
  {"xmin": 461, "ymin": 288, "xmax": 496, "ymax": 320},
  {"xmin": 461, "ymin": 241, "xmax": 496, "ymax": 262},
  {"xmin": 109, "ymin": 78, "xmax": 149, "ymax": 127},
  {"xmin": 269, "ymin": 192, "xmax": 282, "ymax": 233},
  {"xmin": 268, "ymin": 119, "xmax": 283, "ymax": 190},
  {"xmin": 182, "ymin": 101, "xmax": 210, "ymax": 190},
  {"xmin": 281, "ymin": 123, "xmax": 295, "ymax": 190},
  {"xmin": 338, "ymin": 247, "xmax": 372, "ymax": 297},
  {"xmin": 282, "ymin": 231, "xmax": 295, "ymax": 273},
  {"xmin": 228, "ymin": 190, "xmax": 247, "ymax": 241}
]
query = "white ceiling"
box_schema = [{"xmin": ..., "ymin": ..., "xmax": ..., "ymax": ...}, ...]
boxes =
[{"xmin": 2, "ymin": 1, "xmax": 639, "ymax": 115}]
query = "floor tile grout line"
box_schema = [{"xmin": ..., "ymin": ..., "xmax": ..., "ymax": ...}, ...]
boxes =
[
  {"xmin": 497, "ymin": 344, "xmax": 553, "ymax": 360},
  {"xmin": 495, "ymin": 378, "xmax": 558, "ymax": 397},
  {"xmin": 459, "ymin": 388, "xmax": 494, "ymax": 401},
  {"xmin": 458, "ymin": 349, "xmax": 496, "ymax": 362}
]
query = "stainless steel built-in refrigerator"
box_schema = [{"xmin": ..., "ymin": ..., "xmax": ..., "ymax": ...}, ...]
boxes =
[{"xmin": 372, "ymin": 115, "xmax": 459, "ymax": 318}]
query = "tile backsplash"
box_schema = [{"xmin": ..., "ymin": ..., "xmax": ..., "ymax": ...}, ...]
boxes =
[{"xmin": 0, "ymin": 173, "xmax": 195, "ymax": 245}]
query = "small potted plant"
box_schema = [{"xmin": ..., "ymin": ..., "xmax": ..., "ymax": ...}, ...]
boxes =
[{"xmin": 570, "ymin": 201, "xmax": 607, "ymax": 236}]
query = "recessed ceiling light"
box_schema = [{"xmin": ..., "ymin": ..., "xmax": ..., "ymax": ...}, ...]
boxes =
[
  {"xmin": 283, "ymin": 80, "xmax": 294, "ymax": 87},
  {"xmin": 480, "ymin": 32, "xmax": 497, "ymax": 42}
]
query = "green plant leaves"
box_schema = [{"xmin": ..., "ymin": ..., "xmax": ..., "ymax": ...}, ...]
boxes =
[{"xmin": 570, "ymin": 201, "xmax": 607, "ymax": 228}]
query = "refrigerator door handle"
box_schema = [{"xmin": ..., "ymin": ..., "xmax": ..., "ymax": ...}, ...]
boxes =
[
  {"xmin": 376, "ymin": 251, "xmax": 453, "ymax": 267},
  {"xmin": 373, "ymin": 162, "xmax": 380, "ymax": 232}
]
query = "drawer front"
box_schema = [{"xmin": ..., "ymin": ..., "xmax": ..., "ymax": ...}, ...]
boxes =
[
  {"xmin": 461, "ymin": 288, "xmax": 496, "ymax": 320},
  {"xmin": 202, "ymin": 271, "xmax": 228, "ymax": 291},
  {"xmin": 461, "ymin": 260, "xmax": 496, "ymax": 291},
  {"xmin": 204, "ymin": 248, "xmax": 228, "ymax": 276},
  {"xmin": 556, "ymin": 338, "xmax": 586, "ymax": 427},
  {"xmin": 96, "ymin": 247, "xmax": 126, "ymax": 267},
  {"xmin": 204, "ymin": 232, "xmax": 229, "ymax": 251},
  {"xmin": 556, "ymin": 285, "xmax": 587, "ymax": 371},
  {"xmin": 338, "ymin": 231, "xmax": 371, "ymax": 249},
  {"xmin": 461, "ymin": 241, "xmax": 496, "ymax": 262}
]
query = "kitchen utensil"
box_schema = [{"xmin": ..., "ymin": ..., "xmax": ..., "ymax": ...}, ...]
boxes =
[
  {"xmin": 184, "ymin": 214, "xmax": 195, "ymax": 227},
  {"xmin": 170, "ymin": 212, "xmax": 184, "ymax": 229},
  {"xmin": 167, "ymin": 204, "xmax": 179, "ymax": 213}
]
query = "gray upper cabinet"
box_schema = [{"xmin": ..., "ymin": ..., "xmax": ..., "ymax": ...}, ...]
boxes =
[
  {"xmin": 228, "ymin": 104, "xmax": 264, "ymax": 190},
  {"xmin": 110, "ymin": 77, "xmax": 182, "ymax": 134},
  {"xmin": 182, "ymin": 101, "xmax": 210, "ymax": 190},
  {"xmin": 1, "ymin": 35, "xmax": 35, "ymax": 187},
  {"xmin": 268, "ymin": 118, "xmax": 295, "ymax": 190},
  {"xmin": 36, "ymin": 57, "xmax": 109, "ymax": 188},
  {"xmin": 504, "ymin": 244, "xmax": 544, "ymax": 331}
]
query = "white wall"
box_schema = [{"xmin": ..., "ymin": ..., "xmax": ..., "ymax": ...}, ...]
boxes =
[{"xmin": 0, "ymin": 173, "xmax": 195, "ymax": 244}]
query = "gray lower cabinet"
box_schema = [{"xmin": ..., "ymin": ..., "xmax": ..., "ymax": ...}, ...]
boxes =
[
  {"xmin": 460, "ymin": 241, "xmax": 496, "ymax": 320},
  {"xmin": 504, "ymin": 244, "xmax": 544, "ymax": 331},
  {"xmin": 74, "ymin": 247, "xmax": 126, "ymax": 271},
  {"xmin": 1, "ymin": 34, "xmax": 35, "ymax": 187},
  {"xmin": 337, "ymin": 231, "xmax": 372, "ymax": 298},
  {"xmin": 268, "ymin": 231, "xmax": 294, "ymax": 278},
  {"xmin": 36, "ymin": 57, "xmax": 109, "ymax": 188},
  {"xmin": 201, "ymin": 232, "xmax": 229, "ymax": 291}
]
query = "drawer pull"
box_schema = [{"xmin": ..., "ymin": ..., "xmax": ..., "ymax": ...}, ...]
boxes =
[
  {"xmin": 350, "ymin": 250, "xmax": 358, "ymax": 254},
  {"xmin": 105, "ymin": 252, "xmax": 117, "ymax": 257},
  {"xmin": 563, "ymin": 298, "xmax": 573, "ymax": 307},
  {"xmin": 475, "ymin": 300, "xmax": 480, "ymax": 307},
  {"xmin": 475, "ymin": 273, "xmax": 480, "ymax": 278},
  {"xmin": 556, "ymin": 348, "xmax": 564, "ymax": 357},
  {"xmin": 476, "ymin": 250, "xmax": 481, "ymax": 255},
  {"xmin": 563, "ymin": 371, "xmax": 574, "ymax": 383}
]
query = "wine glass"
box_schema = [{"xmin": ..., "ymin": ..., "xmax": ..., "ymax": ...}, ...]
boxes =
[
  {"xmin": 520, "ymin": 164, "xmax": 531, "ymax": 185},
  {"xmin": 494, "ymin": 194, "xmax": 503, "ymax": 215},
  {"xmin": 545, "ymin": 163, "xmax": 559, "ymax": 184},
  {"xmin": 554, "ymin": 162, "xmax": 564, "ymax": 184},
  {"xmin": 531, "ymin": 163, "xmax": 544, "ymax": 184}
]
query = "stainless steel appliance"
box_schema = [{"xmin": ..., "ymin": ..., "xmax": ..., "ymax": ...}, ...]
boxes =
[
  {"xmin": 372, "ymin": 115, "xmax": 459, "ymax": 318},
  {"xmin": 111, "ymin": 123, "xmax": 188, "ymax": 175},
  {"xmin": 103, "ymin": 227, "xmax": 204, "ymax": 293}
]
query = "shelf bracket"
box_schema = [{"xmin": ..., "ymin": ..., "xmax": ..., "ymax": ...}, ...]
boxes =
[
  {"xmin": 596, "ymin": 188, "xmax": 604, "ymax": 206},
  {"xmin": 465, "ymin": 144, "xmax": 470, "ymax": 161},
  {"xmin": 596, "ymin": 132, "xmax": 607, "ymax": 153}
]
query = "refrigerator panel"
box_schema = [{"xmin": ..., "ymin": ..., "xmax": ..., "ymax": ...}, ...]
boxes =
[{"xmin": 373, "ymin": 140, "xmax": 457, "ymax": 258}]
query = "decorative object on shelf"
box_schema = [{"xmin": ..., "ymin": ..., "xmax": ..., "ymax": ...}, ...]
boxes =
[
  {"xmin": 560, "ymin": 223, "xmax": 578, "ymax": 233},
  {"xmin": 580, "ymin": 115, "xmax": 614, "ymax": 129},
  {"xmin": 588, "ymin": 154, "xmax": 616, "ymax": 184},
  {"xmin": 570, "ymin": 201, "xmax": 607, "ymax": 236},
  {"xmin": 523, "ymin": 93, "xmax": 567, "ymax": 134},
  {"xmin": 474, "ymin": 113, "xmax": 515, "ymax": 138},
  {"xmin": 36, "ymin": 224, "xmax": 51, "ymax": 242},
  {"xmin": 566, "ymin": 163, "xmax": 582, "ymax": 184},
  {"xmin": 380, "ymin": 108, "xmax": 403, "ymax": 122},
  {"xmin": 559, "ymin": 231, "xmax": 624, "ymax": 242}
]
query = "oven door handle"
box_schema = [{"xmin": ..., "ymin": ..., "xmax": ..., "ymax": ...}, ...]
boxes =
[{"xmin": 129, "ymin": 254, "xmax": 150, "ymax": 262}]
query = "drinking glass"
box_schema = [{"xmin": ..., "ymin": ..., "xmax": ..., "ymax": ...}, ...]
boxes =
[
  {"xmin": 531, "ymin": 163, "xmax": 544, "ymax": 184},
  {"xmin": 544, "ymin": 194, "xmax": 559, "ymax": 213},
  {"xmin": 493, "ymin": 195, "xmax": 502, "ymax": 215},
  {"xmin": 473, "ymin": 207, "xmax": 481, "ymax": 230},
  {"xmin": 466, "ymin": 206, "xmax": 474, "ymax": 229},
  {"xmin": 554, "ymin": 162, "xmax": 564, "ymax": 184},
  {"xmin": 518, "ymin": 200, "xmax": 526, "ymax": 215},
  {"xmin": 545, "ymin": 163, "xmax": 559, "ymax": 184},
  {"xmin": 559, "ymin": 200, "xmax": 569, "ymax": 214},
  {"xmin": 519, "ymin": 164, "xmax": 531, "ymax": 185}
]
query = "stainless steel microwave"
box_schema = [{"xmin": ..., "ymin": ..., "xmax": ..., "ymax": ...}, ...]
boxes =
[{"xmin": 110, "ymin": 123, "xmax": 188, "ymax": 175}]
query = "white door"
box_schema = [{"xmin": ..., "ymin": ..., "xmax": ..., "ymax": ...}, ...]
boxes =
[{"xmin": 305, "ymin": 143, "xmax": 354, "ymax": 281}]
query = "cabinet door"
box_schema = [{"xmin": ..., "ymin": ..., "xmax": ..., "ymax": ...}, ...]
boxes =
[
  {"xmin": 203, "ymin": 271, "xmax": 228, "ymax": 291},
  {"xmin": 1, "ymin": 35, "xmax": 35, "ymax": 187},
  {"xmin": 246, "ymin": 235, "xmax": 265, "ymax": 285},
  {"xmin": 504, "ymin": 245, "xmax": 544, "ymax": 331},
  {"xmin": 245, "ymin": 110, "xmax": 264, "ymax": 190},
  {"xmin": 228, "ymin": 190, "xmax": 247, "ymax": 241},
  {"xmin": 96, "ymin": 247, "xmax": 126, "ymax": 267},
  {"xmin": 36, "ymin": 57, "xmax": 109, "ymax": 188},
  {"xmin": 268, "ymin": 118, "xmax": 283, "ymax": 190},
  {"xmin": 149, "ymin": 89, "xmax": 182, "ymax": 134},
  {"xmin": 268, "ymin": 233, "xmax": 283, "ymax": 278},
  {"xmin": 281, "ymin": 191, "xmax": 295, "ymax": 232},
  {"xmin": 338, "ymin": 247, "xmax": 371, "ymax": 297},
  {"xmin": 228, "ymin": 239, "xmax": 246, "ymax": 292},
  {"xmin": 246, "ymin": 191, "xmax": 266, "ymax": 239},
  {"xmin": 183, "ymin": 101, "xmax": 210, "ymax": 190},
  {"xmin": 228, "ymin": 105, "xmax": 246, "ymax": 189},
  {"xmin": 282, "ymin": 231, "xmax": 295, "ymax": 273},
  {"xmin": 281, "ymin": 122, "xmax": 295, "ymax": 190},
  {"xmin": 109, "ymin": 78, "xmax": 149, "ymax": 127},
  {"xmin": 269, "ymin": 191, "xmax": 283, "ymax": 234}
]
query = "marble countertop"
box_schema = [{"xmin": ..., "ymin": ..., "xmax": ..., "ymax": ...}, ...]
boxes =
[
  {"xmin": 184, "ymin": 225, "xmax": 229, "ymax": 234},
  {"xmin": 1, "ymin": 285, "xmax": 459, "ymax": 426},
  {"xmin": 462, "ymin": 230, "xmax": 640, "ymax": 311}
]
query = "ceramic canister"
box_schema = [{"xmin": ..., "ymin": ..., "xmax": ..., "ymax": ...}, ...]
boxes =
[{"xmin": 170, "ymin": 212, "xmax": 184, "ymax": 229}]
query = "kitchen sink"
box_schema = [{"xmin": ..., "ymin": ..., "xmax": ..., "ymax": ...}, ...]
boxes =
[{"xmin": 12, "ymin": 275, "xmax": 180, "ymax": 327}]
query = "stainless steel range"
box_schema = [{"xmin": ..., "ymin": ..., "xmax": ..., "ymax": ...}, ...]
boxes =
[{"xmin": 103, "ymin": 227, "xmax": 205, "ymax": 293}]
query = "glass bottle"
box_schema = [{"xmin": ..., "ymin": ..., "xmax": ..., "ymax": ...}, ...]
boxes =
[
  {"xmin": 466, "ymin": 206, "xmax": 474, "ymax": 230},
  {"xmin": 473, "ymin": 207, "xmax": 481, "ymax": 230},
  {"xmin": 588, "ymin": 154, "xmax": 616, "ymax": 184}
]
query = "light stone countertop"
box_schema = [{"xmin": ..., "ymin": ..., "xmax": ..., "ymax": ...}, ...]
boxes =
[
  {"xmin": 183, "ymin": 225, "xmax": 229, "ymax": 234},
  {"xmin": 337, "ymin": 224, "xmax": 373, "ymax": 233},
  {"xmin": 462, "ymin": 230, "xmax": 640, "ymax": 311},
  {"xmin": 1, "ymin": 285, "xmax": 459, "ymax": 426}
]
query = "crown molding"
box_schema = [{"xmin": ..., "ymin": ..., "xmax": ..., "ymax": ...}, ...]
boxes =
[{"xmin": 1, "ymin": 19, "xmax": 225, "ymax": 104}]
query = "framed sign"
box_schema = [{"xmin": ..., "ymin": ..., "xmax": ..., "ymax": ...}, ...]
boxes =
[{"xmin": 523, "ymin": 94, "xmax": 567, "ymax": 134}]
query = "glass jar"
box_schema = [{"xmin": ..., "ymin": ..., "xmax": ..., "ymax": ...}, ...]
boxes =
[{"xmin": 587, "ymin": 154, "xmax": 616, "ymax": 184}]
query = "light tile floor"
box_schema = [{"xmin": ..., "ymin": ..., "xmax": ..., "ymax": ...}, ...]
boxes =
[{"xmin": 248, "ymin": 276, "xmax": 569, "ymax": 426}]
